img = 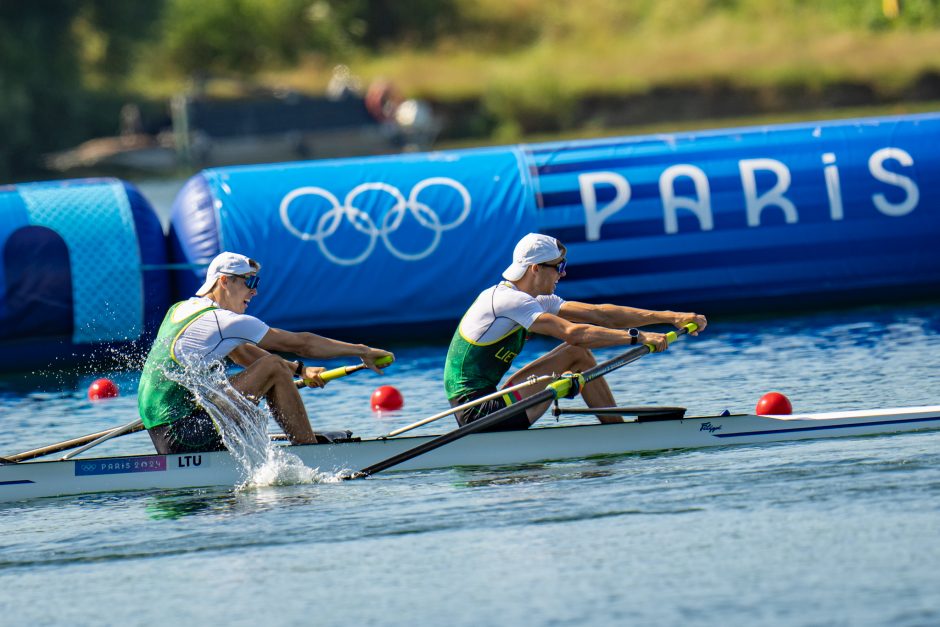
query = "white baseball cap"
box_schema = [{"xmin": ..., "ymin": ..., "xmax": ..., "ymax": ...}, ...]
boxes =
[
  {"xmin": 502, "ymin": 233, "xmax": 563, "ymax": 281},
  {"xmin": 195, "ymin": 252, "xmax": 261, "ymax": 296}
]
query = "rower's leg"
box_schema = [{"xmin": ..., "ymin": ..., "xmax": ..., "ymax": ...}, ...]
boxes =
[
  {"xmin": 504, "ymin": 344, "xmax": 623, "ymax": 425},
  {"xmin": 230, "ymin": 354, "xmax": 317, "ymax": 444}
]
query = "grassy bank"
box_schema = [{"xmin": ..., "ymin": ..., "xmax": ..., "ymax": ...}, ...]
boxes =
[
  {"xmin": 5, "ymin": 1, "xmax": 940, "ymax": 180},
  {"xmin": 289, "ymin": 20, "xmax": 940, "ymax": 101},
  {"xmin": 251, "ymin": 2, "xmax": 940, "ymax": 94},
  {"xmin": 250, "ymin": 1, "xmax": 940, "ymax": 141}
]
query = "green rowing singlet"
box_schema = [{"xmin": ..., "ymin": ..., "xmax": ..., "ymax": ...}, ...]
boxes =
[
  {"xmin": 443, "ymin": 282, "xmax": 561, "ymax": 400},
  {"xmin": 137, "ymin": 302, "xmax": 216, "ymax": 429},
  {"xmin": 444, "ymin": 325, "xmax": 526, "ymax": 400}
]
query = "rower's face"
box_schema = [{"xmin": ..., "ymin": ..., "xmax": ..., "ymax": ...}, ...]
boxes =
[
  {"xmin": 536, "ymin": 256, "xmax": 566, "ymax": 294},
  {"xmin": 220, "ymin": 274, "xmax": 258, "ymax": 313}
]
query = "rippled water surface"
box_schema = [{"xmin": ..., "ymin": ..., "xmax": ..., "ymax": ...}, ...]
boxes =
[{"xmin": 1, "ymin": 305, "xmax": 939, "ymax": 626}]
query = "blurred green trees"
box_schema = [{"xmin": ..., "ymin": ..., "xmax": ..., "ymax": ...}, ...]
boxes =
[
  {"xmin": 157, "ymin": 0, "xmax": 460, "ymax": 75},
  {"xmin": 0, "ymin": 1, "xmax": 162, "ymax": 180},
  {"xmin": 0, "ymin": 0, "xmax": 463, "ymax": 180},
  {"xmin": 1, "ymin": 0, "xmax": 938, "ymax": 181}
]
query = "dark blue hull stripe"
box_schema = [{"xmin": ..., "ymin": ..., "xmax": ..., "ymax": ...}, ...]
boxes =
[
  {"xmin": 0, "ymin": 480, "xmax": 35, "ymax": 486},
  {"xmin": 715, "ymin": 415, "xmax": 940, "ymax": 439}
]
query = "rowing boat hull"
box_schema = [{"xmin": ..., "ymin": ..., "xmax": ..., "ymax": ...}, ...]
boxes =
[{"xmin": 2, "ymin": 405, "xmax": 939, "ymax": 503}]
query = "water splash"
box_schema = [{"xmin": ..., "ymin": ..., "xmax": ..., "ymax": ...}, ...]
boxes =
[{"xmin": 167, "ymin": 362, "xmax": 339, "ymax": 488}]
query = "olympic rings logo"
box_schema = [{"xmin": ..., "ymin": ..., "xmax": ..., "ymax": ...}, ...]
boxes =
[{"xmin": 278, "ymin": 177, "xmax": 472, "ymax": 265}]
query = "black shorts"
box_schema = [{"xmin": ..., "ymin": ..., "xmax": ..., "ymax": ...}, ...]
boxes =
[
  {"xmin": 451, "ymin": 387, "xmax": 531, "ymax": 432},
  {"xmin": 148, "ymin": 410, "xmax": 226, "ymax": 454}
]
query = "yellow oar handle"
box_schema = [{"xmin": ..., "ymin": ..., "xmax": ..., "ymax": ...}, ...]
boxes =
[
  {"xmin": 318, "ymin": 364, "xmax": 366, "ymax": 383},
  {"xmin": 297, "ymin": 355, "xmax": 394, "ymax": 387},
  {"xmin": 547, "ymin": 322, "xmax": 699, "ymax": 398},
  {"xmin": 644, "ymin": 322, "xmax": 698, "ymax": 352},
  {"xmin": 547, "ymin": 373, "xmax": 585, "ymax": 400}
]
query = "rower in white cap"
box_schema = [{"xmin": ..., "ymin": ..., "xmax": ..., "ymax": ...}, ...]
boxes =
[
  {"xmin": 138, "ymin": 252, "xmax": 393, "ymax": 454},
  {"xmin": 443, "ymin": 233, "xmax": 706, "ymax": 431}
]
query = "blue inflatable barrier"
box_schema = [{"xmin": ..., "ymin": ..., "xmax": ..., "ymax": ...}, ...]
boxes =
[
  {"xmin": 168, "ymin": 113, "xmax": 940, "ymax": 335},
  {"xmin": 0, "ymin": 178, "xmax": 169, "ymax": 371},
  {"xmin": 168, "ymin": 147, "xmax": 535, "ymax": 330},
  {"xmin": 529, "ymin": 114, "xmax": 940, "ymax": 312}
]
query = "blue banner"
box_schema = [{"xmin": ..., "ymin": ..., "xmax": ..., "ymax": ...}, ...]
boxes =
[
  {"xmin": 526, "ymin": 113, "xmax": 940, "ymax": 310},
  {"xmin": 170, "ymin": 113, "xmax": 940, "ymax": 333},
  {"xmin": 191, "ymin": 148, "xmax": 537, "ymax": 328}
]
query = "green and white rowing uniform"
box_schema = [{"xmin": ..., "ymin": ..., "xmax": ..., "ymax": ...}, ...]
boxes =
[
  {"xmin": 138, "ymin": 297, "xmax": 269, "ymax": 429},
  {"xmin": 444, "ymin": 281, "xmax": 564, "ymax": 400}
]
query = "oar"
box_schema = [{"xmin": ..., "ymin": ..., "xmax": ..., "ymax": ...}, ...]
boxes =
[
  {"xmin": 295, "ymin": 354, "xmax": 394, "ymax": 388},
  {"xmin": 3, "ymin": 356, "xmax": 394, "ymax": 464},
  {"xmin": 380, "ymin": 374, "xmax": 553, "ymax": 438},
  {"xmin": 4, "ymin": 418, "xmax": 146, "ymax": 463},
  {"xmin": 348, "ymin": 322, "xmax": 698, "ymax": 479},
  {"xmin": 60, "ymin": 418, "xmax": 145, "ymax": 460}
]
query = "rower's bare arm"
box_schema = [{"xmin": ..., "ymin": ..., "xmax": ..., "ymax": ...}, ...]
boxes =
[
  {"xmin": 528, "ymin": 313, "xmax": 668, "ymax": 351},
  {"xmin": 258, "ymin": 328, "xmax": 394, "ymax": 373},
  {"xmin": 559, "ymin": 302, "xmax": 707, "ymax": 334},
  {"xmin": 228, "ymin": 342, "xmax": 272, "ymax": 367}
]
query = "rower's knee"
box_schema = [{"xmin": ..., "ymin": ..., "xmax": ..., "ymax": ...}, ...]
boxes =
[
  {"xmin": 255, "ymin": 354, "xmax": 294, "ymax": 383},
  {"xmin": 564, "ymin": 344, "xmax": 597, "ymax": 371}
]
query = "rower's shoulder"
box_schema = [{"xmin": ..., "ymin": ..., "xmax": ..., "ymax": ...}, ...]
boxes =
[
  {"xmin": 469, "ymin": 282, "xmax": 534, "ymax": 309},
  {"xmin": 170, "ymin": 297, "xmax": 217, "ymax": 322}
]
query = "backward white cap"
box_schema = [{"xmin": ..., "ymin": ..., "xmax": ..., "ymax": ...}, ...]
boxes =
[
  {"xmin": 502, "ymin": 233, "xmax": 562, "ymax": 281},
  {"xmin": 195, "ymin": 252, "xmax": 260, "ymax": 296}
]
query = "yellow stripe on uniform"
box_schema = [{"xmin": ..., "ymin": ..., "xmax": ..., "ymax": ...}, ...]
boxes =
[
  {"xmin": 169, "ymin": 307, "xmax": 215, "ymax": 365},
  {"xmin": 458, "ymin": 323, "xmax": 524, "ymax": 347}
]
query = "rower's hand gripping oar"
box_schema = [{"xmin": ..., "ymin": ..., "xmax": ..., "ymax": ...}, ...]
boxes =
[
  {"xmin": 295, "ymin": 354, "xmax": 394, "ymax": 388},
  {"xmin": 347, "ymin": 323, "xmax": 697, "ymax": 480},
  {"xmin": 3, "ymin": 356, "xmax": 395, "ymax": 464}
]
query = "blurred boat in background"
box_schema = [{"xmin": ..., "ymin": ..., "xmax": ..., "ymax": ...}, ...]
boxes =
[{"xmin": 44, "ymin": 70, "xmax": 439, "ymax": 175}]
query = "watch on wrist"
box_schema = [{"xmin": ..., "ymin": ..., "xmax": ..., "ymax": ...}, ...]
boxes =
[
  {"xmin": 294, "ymin": 359, "xmax": 305, "ymax": 376},
  {"xmin": 628, "ymin": 328, "xmax": 640, "ymax": 345}
]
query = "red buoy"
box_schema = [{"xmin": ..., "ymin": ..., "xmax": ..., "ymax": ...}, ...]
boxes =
[
  {"xmin": 371, "ymin": 385, "xmax": 404, "ymax": 411},
  {"xmin": 88, "ymin": 378, "xmax": 119, "ymax": 401},
  {"xmin": 756, "ymin": 391, "xmax": 792, "ymax": 416}
]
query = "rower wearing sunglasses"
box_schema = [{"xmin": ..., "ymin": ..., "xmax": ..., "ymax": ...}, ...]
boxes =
[
  {"xmin": 138, "ymin": 251, "xmax": 393, "ymax": 454},
  {"xmin": 444, "ymin": 233, "xmax": 706, "ymax": 432}
]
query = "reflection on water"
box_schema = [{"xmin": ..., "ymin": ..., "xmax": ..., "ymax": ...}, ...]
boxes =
[
  {"xmin": 452, "ymin": 462, "xmax": 617, "ymax": 489},
  {"xmin": 145, "ymin": 489, "xmax": 234, "ymax": 520}
]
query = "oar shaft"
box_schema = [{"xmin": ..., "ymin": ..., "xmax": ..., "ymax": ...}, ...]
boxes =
[
  {"xmin": 295, "ymin": 364, "xmax": 366, "ymax": 388},
  {"xmin": 383, "ymin": 375, "xmax": 553, "ymax": 438},
  {"xmin": 354, "ymin": 388, "xmax": 557, "ymax": 478},
  {"xmin": 351, "ymin": 323, "xmax": 696, "ymax": 479},
  {"xmin": 6, "ymin": 419, "xmax": 145, "ymax": 463},
  {"xmin": 295, "ymin": 355, "xmax": 394, "ymax": 388},
  {"xmin": 60, "ymin": 419, "xmax": 144, "ymax": 460}
]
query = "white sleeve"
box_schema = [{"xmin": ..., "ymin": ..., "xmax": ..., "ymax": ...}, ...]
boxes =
[
  {"xmin": 215, "ymin": 310, "xmax": 270, "ymax": 344},
  {"xmin": 535, "ymin": 294, "xmax": 565, "ymax": 316},
  {"xmin": 504, "ymin": 291, "xmax": 551, "ymax": 330}
]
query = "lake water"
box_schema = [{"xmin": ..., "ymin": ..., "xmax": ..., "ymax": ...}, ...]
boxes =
[{"xmin": 1, "ymin": 304, "xmax": 938, "ymax": 626}]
